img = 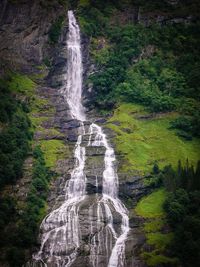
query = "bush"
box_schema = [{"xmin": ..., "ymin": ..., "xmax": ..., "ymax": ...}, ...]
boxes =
[
  {"xmin": 49, "ymin": 16, "xmax": 64, "ymax": 44},
  {"xmin": 170, "ymin": 114, "xmax": 200, "ymax": 139},
  {"xmin": 164, "ymin": 189, "xmax": 200, "ymax": 267},
  {"xmin": 6, "ymin": 247, "xmax": 25, "ymax": 267},
  {"xmin": 0, "ymin": 83, "xmax": 32, "ymax": 189}
]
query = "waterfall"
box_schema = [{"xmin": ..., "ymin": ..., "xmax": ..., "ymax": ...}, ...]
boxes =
[
  {"xmin": 29, "ymin": 10, "xmax": 129, "ymax": 267},
  {"xmin": 61, "ymin": 10, "xmax": 85, "ymax": 121},
  {"xmin": 88, "ymin": 123, "xmax": 130, "ymax": 267}
]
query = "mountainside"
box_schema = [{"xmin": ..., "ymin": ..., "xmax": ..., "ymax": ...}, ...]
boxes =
[{"xmin": 0, "ymin": 1, "xmax": 199, "ymax": 267}]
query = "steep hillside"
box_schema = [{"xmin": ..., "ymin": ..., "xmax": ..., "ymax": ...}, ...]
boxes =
[{"xmin": 76, "ymin": 1, "xmax": 200, "ymax": 266}]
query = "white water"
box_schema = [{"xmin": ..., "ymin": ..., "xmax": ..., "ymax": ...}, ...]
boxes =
[
  {"xmin": 61, "ymin": 10, "xmax": 85, "ymax": 121},
  {"xmin": 88, "ymin": 123, "xmax": 130, "ymax": 267},
  {"xmin": 30, "ymin": 10, "xmax": 129, "ymax": 267}
]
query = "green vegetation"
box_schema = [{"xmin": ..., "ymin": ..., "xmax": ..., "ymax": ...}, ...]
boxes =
[
  {"xmin": 1, "ymin": 1, "xmax": 200, "ymax": 266},
  {"xmin": 144, "ymin": 219, "xmax": 164, "ymax": 233},
  {"xmin": 162, "ymin": 161, "xmax": 200, "ymax": 267},
  {"xmin": 0, "ymin": 75, "xmax": 33, "ymax": 189},
  {"xmin": 135, "ymin": 188, "xmax": 177, "ymax": 266},
  {"xmin": 0, "ymin": 71, "xmax": 66, "ymax": 265},
  {"xmin": 38, "ymin": 0, "xmax": 68, "ymax": 8},
  {"xmin": 5, "ymin": 73, "xmax": 35, "ymax": 96},
  {"xmin": 78, "ymin": 0, "xmax": 200, "ymax": 139},
  {"xmin": 136, "ymin": 160, "xmax": 200, "ymax": 266},
  {"xmin": 146, "ymin": 232, "xmax": 173, "ymax": 250},
  {"xmin": 0, "ymin": 146, "xmax": 52, "ymax": 267},
  {"xmin": 40, "ymin": 140, "xmax": 69, "ymax": 168},
  {"xmin": 142, "ymin": 251, "xmax": 178, "ymax": 267},
  {"xmin": 49, "ymin": 16, "xmax": 64, "ymax": 44},
  {"xmin": 29, "ymin": 115, "xmax": 49, "ymax": 129},
  {"xmin": 162, "ymin": 160, "xmax": 200, "ymax": 192},
  {"xmin": 30, "ymin": 97, "xmax": 55, "ymax": 114},
  {"xmin": 164, "ymin": 189, "xmax": 200, "ymax": 267},
  {"xmin": 135, "ymin": 189, "xmax": 166, "ymax": 218},
  {"xmin": 107, "ymin": 103, "xmax": 200, "ymax": 174}
]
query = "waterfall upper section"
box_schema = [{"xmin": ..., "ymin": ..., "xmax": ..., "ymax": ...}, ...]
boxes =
[{"xmin": 61, "ymin": 10, "xmax": 86, "ymax": 122}]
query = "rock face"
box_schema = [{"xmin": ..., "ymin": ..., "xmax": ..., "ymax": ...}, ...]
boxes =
[{"xmin": 0, "ymin": 0, "xmax": 65, "ymax": 72}]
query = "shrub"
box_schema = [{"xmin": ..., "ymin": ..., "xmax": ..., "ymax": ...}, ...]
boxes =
[{"xmin": 49, "ymin": 16, "xmax": 64, "ymax": 44}]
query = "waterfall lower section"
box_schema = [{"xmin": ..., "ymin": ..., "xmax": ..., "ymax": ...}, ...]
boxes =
[{"xmin": 28, "ymin": 10, "xmax": 129, "ymax": 267}]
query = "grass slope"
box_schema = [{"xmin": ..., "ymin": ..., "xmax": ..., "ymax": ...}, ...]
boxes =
[
  {"xmin": 135, "ymin": 189, "xmax": 166, "ymax": 218},
  {"xmin": 107, "ymin": 103, "xmax": 200, "ymax": 175},
  {"xmin": 40, "ymin": 140, "xmax": 69, "ymax": 168},
  {"xmin": 135, "ymin": 189, "xmax": 178, "ymax": 266}
]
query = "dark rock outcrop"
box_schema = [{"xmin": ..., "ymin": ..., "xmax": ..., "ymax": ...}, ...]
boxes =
[{"xmin": 0, "ymin": 0, "xmax": 66, "ymax": 72}]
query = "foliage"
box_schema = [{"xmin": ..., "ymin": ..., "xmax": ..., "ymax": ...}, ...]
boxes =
[
  {"xmin": 159, "ymin": 160, "xmax": 200, "ymax": 267},
  {"xmin": 0, "ymin": 74, "xmax": 54, "ymax": 265},
  {"xmin": 40, "ymin": 140, "xmax": 69, "ymax": 168},
  {"xmin": 5, "ymin": 73, "xmax": 35, "ymax": 95},
  {"xmin": 136, "ymin": 159, "xmax": 200, "ymax": 266},
  {"xmin": 0, "ymin": 197, "xmax": 16, "ymax": 233},
  {"xmin": 19, "ymin": 145, "xmax": 50, "ymax": 235},
  {"xmin": 162, "ymin": 160, "xmax": 200, "ymax": 192},
  {"xmin": 0, "ymin": 146, "xmax": 52, "ymax": 266},
  {"xmin": 0, "ymin": 83, "xmax": 17, "ymax": 122},
  {"xmin": 142, "ymin": 250, "xmax": 178, "ymax": 267},
  {"xmin": 135, "ymin": 189, "xmax": 177, "ymax": 266},
  {"xmin": 0, "ymin": 78, "xmax": 32, "ymax": 189},
  {"xmin": 78, "ymin": 1, "xmax": 200, "ymax": 138},
  {"xmin": 164, "ymin": 189, "xmax": 200, "ymax": 267},
  {"xmin": 170, "ymin": 114, "xmax": 200, "ymax": 139},
  {"xmin": 49, "ymin": 16, "xmax": 64, "ymax": 44}
]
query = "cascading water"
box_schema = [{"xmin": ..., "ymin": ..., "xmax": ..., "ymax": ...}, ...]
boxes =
[
  {"xmin": 29, "ymin": 10, "xmax": 129, "ymax": 267},
  {"xmin": 88, "ymin": 124, "xmax": 129, "ymax": 267},
  {"xmin": 61, "ymin": 10, "xmax": 85, "ymax": 122}
]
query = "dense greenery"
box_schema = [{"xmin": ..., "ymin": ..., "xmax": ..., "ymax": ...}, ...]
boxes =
[
  {"xmin": 0, "ymin": 73, "xmax": 52, "ymax": 265},
  {"xmin": 135, "ymin": 188, "xmax": 177, "ymax": 266},
  {"xmin": 49, "ymin": 16, "xmax": 64, "ymax": 44},
  {"xmin": 136, "ymin": 160, "xmax": 200, "ymax": 266},
  {"xmin": 162, "ymin": 160, "xmax": 200, "ymax": 192},
  {"xmin": 77, "ymin": 0, "xmax": 200, "ymax": 139},
  {"xmin": 15, "ymin": 146, "xmax": 51, "ymax": 248},
  {"xmin": 0, "ymin": 78, "xmax": 32, "ymax": 189},
  {"xmin": 162, "ymin": 160, "xmax": 200, "ymax": 267},
  {"xmin": 0, "ymin": 146, "xmax": 51, "ymax": 267}
]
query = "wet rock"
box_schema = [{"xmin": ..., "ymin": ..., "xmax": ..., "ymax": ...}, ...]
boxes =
[
  {"xmin": 85, "ymin": 155, "xmax": 105, "ymax": 177},
  {"xmin": 54, "ymin": 56, "xmax": 67, "ymax": 68},
  {"xmin": 56, "ymin": 103, "xmax": 70, "ymax": 112},
  {"xmin": 94, "ymin": 118, "xmax": 107, "ymax": 124},
  {"xmin": 125, "ymin": 229, "xmax": 147, "ymax": 267},
  {"xmin": 86, "ymin": 175, "xmax": 103, "ymax": 195},
  {"xmin": 67, "ymin": 133, "xmax": 78, "ymax": 142},
  {"xmin": 34, "ymin": 130, "xmax": 65, "ymax": 141},
  {"xmin": 129, "ymin": 214, "xmax": 145, "ymax": 228},
  {"xmin": 62, "ymin": 119, "xmax": 81, "ymax": 129},
  {"xmin": 82, "ymin": 133, "xmax": 96, "ymax": 143},
  {"xmin": 86, "ymin": 146, "xmax": 106, "ymax": 156}
]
